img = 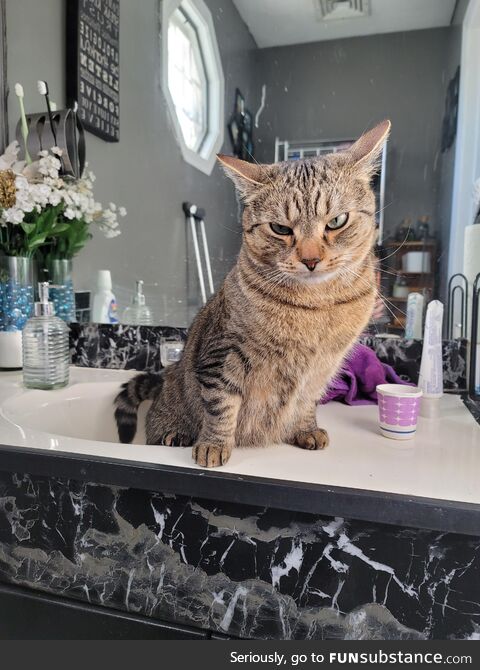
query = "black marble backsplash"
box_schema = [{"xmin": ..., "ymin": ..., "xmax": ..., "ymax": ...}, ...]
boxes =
[
  {"xmin": 360, "ymin": 336, "xmax": 468, "ymax": 391},
  {"xmin": 69, "ymin": 323, "xmax": 187, "ymax": 371},
  {"xmin": 69, "ymin": 324, "xmax": 468, "ymax": 391}
]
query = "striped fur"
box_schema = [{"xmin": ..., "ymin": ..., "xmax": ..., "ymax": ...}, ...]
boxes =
[
  {"xmin": 114, "ymin": 122, "xmax": 390, "ymax": 467},
  {"xmin": 114, "ymin": 373, "xmax": 163, "ymax": 443}
]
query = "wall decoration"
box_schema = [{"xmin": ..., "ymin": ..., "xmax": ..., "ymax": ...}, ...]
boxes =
[
  {"xmin": 227, "ymin": 88, "xmax": 254, "ymax": 161},
  {"xmin": 15, "ymin": 108, "xmax": 86, "ymax": 178},
  {"xmin": 441, "ymin": 66, "xmax": 460, "ymax": 153},
  {"xmin": 66, "ymin": 0, "xmax": 120, "ymax": 142},
  {"xmin": 0, "ymin": 0, "xmax": 8, "ymax": 154}
]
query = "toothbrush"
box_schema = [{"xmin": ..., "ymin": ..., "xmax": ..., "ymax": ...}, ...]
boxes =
[
  {"xmin": 37, "ymin": 80, "xmax": 58, "ymax": 147},
  {"xmin": 14, "ymin": 83, "xmax": 31, "ymax": 163}
]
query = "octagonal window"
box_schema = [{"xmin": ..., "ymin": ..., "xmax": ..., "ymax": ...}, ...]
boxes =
[{"xmin": 162, "ymin": 0, "xmax": 224, "ymax": 174}]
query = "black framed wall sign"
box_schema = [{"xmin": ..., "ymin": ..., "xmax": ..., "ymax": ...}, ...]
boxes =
[
  {"xmin": 66, "ymin": 0, "xmax": 120, "ymax": 142},
  {"xmin": 0, "ymin": 0, "xmax": 8, "ymax": 153}
]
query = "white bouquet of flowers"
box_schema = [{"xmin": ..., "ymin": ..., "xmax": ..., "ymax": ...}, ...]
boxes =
[{"xmin": 0, "ymin": 141, "xmax": 126, "ymax": 258}]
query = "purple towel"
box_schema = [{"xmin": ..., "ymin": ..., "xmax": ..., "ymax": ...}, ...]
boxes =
[{"xmin": 320, "ymin": 343, "xmax": 410, "ymax": 406}]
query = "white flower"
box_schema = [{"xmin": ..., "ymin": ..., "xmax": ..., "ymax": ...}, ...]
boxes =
[
  {"xmin": 4, "ymin": 208, "xmax": 25, "ymax": 224},
  {"xmin": 49, "ymin": 192, "xmax": 61, "ymax": 206},
  {"xmin": 64, "ymin": 207, "xmax": 76, "ymax": 220},
  {"xmin": 0, "ymin": 145, "xmax": 125, "ymax": 240},
  {"xmin": 101, "ymin": 226, "xmax": 121, "ymax": 238}
]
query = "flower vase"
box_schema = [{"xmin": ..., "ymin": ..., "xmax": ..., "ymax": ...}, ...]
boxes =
[
  {"xmin": 0, "ymin": 255, "xmax": 34, "ymax": 368},
  {"xmin": 44, "ymin": 259, "xmax": 75, "ymax": 322}
]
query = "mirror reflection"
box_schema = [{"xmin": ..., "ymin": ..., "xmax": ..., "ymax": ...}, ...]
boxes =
[{"xmin": 0, "ymin": 0, "xmax": 476, "ymax": 334}]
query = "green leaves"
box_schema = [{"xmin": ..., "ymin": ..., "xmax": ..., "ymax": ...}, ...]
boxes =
[
  {"xmin": 51, "ymin": 217, "xmax": 92, "ymax": 259},
  {"xmin": 19, "ymin": 204, "xmax": 64, "ymax": 256},
  {"xmin": 1, "ymin": 204, "xmax": 93, "ymax": 259}
]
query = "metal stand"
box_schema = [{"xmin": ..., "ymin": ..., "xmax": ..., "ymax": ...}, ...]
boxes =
[
  {"xmin": 182, "ymin": 202, "xmax": 214, "ymax": 306},
  {"xmin": 469, "ymin": 272, "xmax": 480, "ymax": 397},
  {"xmin": 446, "ymin": 273, "xmax": 468, "ymax": 339},
  {"xmin": 16, "ymin": 108, "xmax": 85, "ymax": 178}
]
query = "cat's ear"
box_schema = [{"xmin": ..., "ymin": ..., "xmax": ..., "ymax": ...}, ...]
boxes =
[
  {"xmin": 349, "ymin": 120, "xmax": 391, "ymax": 168},
  {"xmin": 217, "ymin": 154, "xmax": 268, "ymax": 199}
]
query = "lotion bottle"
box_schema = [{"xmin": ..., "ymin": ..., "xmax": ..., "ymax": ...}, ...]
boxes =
[{"xmin": 92, "ymin": 270, "xmax": 119, "ymax": 324}]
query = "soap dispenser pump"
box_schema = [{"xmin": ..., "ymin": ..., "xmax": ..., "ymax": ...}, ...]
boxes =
[
  {"xmin": 22, "ymin": 282, "xmax": 70, "ymax": 389},
  {"xmin": 122, "ymin": 280, "xmax": 154, "ymax": 325}
]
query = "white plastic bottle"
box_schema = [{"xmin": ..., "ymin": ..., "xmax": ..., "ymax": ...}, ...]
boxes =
[{"xmin": 91, "ymin": 270, "xmax": 119, "ymax": 324}]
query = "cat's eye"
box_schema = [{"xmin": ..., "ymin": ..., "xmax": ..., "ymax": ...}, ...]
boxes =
[
  {"xmin": 270, "ymin": 223, "xmax": 293, "ymax": 236},
  {"xmin": 326, "ymin": 213, "xmax": 349, "ymax": 230}
]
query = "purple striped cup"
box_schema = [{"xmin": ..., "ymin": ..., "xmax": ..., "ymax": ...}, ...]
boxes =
[{"xmin": 376, "ymin": 384, "xmax": 423, "ymax": 440}]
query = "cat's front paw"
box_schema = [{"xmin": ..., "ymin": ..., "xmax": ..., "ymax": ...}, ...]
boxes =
[
  {"xmin": 192, "ymin": 442, "xmax": 232, "ymax": 467},
  {"xmin": 294, "ymin": 428, "xmax": 329, "ymax": 451}
]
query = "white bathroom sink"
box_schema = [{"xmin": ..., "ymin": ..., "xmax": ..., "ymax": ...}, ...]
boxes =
[
  {"xmin": 1, "ymin": 378, "xmax": 147, "ymax": 444},
  {"xmin": 0, "ymin": 366, "xmax": 479, "ymax": 506}
]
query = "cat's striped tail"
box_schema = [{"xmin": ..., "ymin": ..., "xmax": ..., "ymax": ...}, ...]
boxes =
[{"xmin": 114, "ymin": 372, "xmax": 163, "ymax": 443}]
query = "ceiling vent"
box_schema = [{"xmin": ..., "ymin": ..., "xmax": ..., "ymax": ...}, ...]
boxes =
[{"xmin": 316, "ymin": 0, "xmax": 371, "ymax": 22}]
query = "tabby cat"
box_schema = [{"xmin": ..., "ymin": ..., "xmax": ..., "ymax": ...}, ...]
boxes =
[{"xmin": 114, "ymin": 120, "xmax": 390, "ymax": 467}]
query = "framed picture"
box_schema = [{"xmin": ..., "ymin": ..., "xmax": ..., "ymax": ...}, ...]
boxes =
[
  {"xmin": 243, "ymin": 109, "xmax": 252, "ymax": 134},
  {"xmin": 441, "ymin": 66, "xmax": 460, "ymax": 153},
  {"xmin": 66, "ymin": 0, "xmax": 120, "ymax": 142},
  {"xmin": 234, "ymin": 88, "xmax": 245, "ymax": 116},
  {"xmin": 0, "ymin": 0, "xmax": 8, "ymax": 153},
  {"xmin": 228, "ymin": 88, "xmax": 254, "ymax": 161},
  {"xmin": 228, "ymin": 117, "xmax": 239, "ymax": 150}
]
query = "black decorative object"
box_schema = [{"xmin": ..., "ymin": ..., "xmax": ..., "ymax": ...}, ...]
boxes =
[
  {"xmin": 469, "ymin": 273, "xmax": 480, "ymax": 397},
  {"xmin": 66, "ymin": 0, "xmax": 120, "ymax": 142},
  {"xmin": 446, "ymin": 273, "xmax": 469, "ymax": 339},
  {"xmin": 15, "ymin": 109, "xmax": 86, "ymax": 178},
  {"xmin": 228, "ymin": 88, "xmax": 254, "ymax": 161},
  {"xmin": 441, "ymin": 66, "xmax": 460, "ymax": 153}
]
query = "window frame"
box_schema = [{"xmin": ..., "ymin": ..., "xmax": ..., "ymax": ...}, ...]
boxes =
[{"xmin": 161, "ymin": 0, "xmax": 224, "ymax": 175}]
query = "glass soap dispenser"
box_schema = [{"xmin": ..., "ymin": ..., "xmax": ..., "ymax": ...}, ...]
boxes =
[
  {"xmin": 122, "ymin": 280, "xmax": 153, "ymax": 325},
  {"xmin": 22, "ymin": 282, "xmax": 70, "ymax": 389}
]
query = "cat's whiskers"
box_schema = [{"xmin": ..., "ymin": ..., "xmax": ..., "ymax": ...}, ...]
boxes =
[
  {"xmin": 342, "ymin": 265, "xmax": 407, "ymax": 324},
  {"xmin": 365, "ymin": 264, "xmax": 399, "ymax": 278},
  {"xmin": 335, "ymin": 267, "xmax": 380, "ymax": 336},
  {"xmin": 377, "ymin": 222, "xmax": 414, "ymax": 263},
  {"xmin": 373, "ymin": 200, "xmax": 393, "ymax": 219}
]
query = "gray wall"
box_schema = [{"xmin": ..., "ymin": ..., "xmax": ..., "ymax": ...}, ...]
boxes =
[
  {"xmin": 5, "ymin": 0, "xmax": 463, "ymax": 317},
  {"xmin": 435, "ymin": 0, "xmax": 469, "ymax": 301},
  {"xmin": 254, "ymin": 28, "xmax": 451, "ymax": 245},
  {"xmin": 6, "ymin": 0, "xmax": 257, "ymax": 325}
]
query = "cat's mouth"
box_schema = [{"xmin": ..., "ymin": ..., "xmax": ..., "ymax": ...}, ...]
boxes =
[
  {"xmin": 294, "ymin": 270, "xmax": 338, "ymax": 285},
  {"xmin": 277, "ymin": 268, "xmax": 339, "ymax": 285}
]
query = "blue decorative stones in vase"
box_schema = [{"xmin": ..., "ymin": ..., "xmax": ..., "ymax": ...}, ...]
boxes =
[
  {"xmin": 0, "ymin": 255, "xmax": 34, "ymax": 368},
  {"xmin": 45, "ymin": 259, "xmax": 75, "ymax": 323}
]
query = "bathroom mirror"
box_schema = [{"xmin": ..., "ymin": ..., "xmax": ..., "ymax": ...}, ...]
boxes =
[{"xmin": 2, "ymin": 0, "xmax": 475, "ymax": 331}]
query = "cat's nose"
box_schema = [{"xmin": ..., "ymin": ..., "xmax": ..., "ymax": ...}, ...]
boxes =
[{"xmin": 301, "ymin": 258, "xmax": 321, "ymax": 272}]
